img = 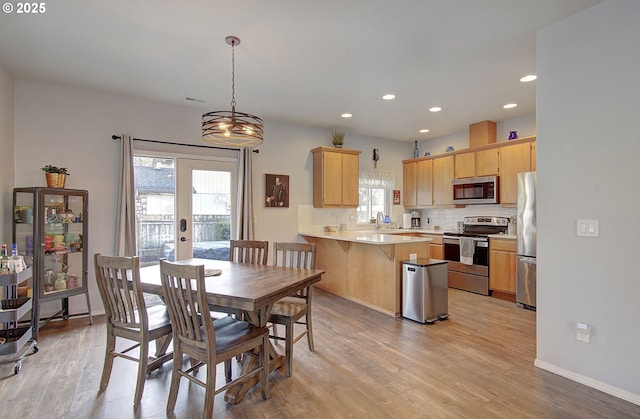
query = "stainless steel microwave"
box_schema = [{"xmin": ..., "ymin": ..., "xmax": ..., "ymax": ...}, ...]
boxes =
[{"xmin": 452, "ymin": 175, "xmax": 499, "ymax": 204}]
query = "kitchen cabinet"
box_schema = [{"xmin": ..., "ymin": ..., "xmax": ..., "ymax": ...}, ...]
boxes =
[
  {"xmin": 489, "ymin": 238, "xmax": 517, "ymax": 299},
  {"xmin": 432, "ymin": 155, "xmax": 454, "ymax": 206},
  {"xmin": 403, "ymin": 161, "xmax": 417, "ymax": 207},
  {"xmin": 455, "ymin": 149, "xmax": 499, "ymax": 179},
  {"xmin": 395, "ymin": 232, "xmax": 443, "ymax": 259},
  {"xmin": 13, "ymin": 187, "xmax": 92, "ymax": 333},
  {"xmin": 403, "ymin": 159, "xmax": 433, "ymax": 208},
  {"xmin": 499, "ymin": 142, "xmax": 533, "ymax": 204},
  {"xmin": 531, "ymin": 141, "xmax": 537, "ymax": 171},
  {"xmin": 312, "ymin": 147, "xmax": 361, "ymax": 208}
]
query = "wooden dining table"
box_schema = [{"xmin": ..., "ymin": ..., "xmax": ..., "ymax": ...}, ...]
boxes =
[{"xmin": 138, "ymin": 258, "xmax": 324, "ymax": 404}]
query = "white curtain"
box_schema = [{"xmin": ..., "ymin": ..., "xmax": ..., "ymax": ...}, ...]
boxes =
[
  {"xmin": 115, "ymin": 134, "xmax": 137, "ymax": 256},
  {"xmin": 359, "ymin": 169, "xmax": 395, "ymax": 189},
  {"xmin": 235, "ymin": 147, "xmax": 254, "ymax": 240}
]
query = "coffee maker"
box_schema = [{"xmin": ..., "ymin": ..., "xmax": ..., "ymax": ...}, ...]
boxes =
[{"xmin": 410, "ymin": 211, "xmax": 421, "ymax": 229}]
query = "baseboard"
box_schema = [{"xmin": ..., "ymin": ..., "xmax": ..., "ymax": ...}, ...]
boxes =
[{"xmin": 535, "ymin": 358, "xmax": 640, "ymax": 406}]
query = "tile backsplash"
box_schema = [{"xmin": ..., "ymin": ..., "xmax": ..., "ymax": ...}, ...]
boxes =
[{"xmin": 418, "ymin": 205, "xmax": 516, "ymax": 231}]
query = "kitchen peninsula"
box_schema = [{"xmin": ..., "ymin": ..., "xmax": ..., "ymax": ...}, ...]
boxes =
[{"xmin": 299, "ymin": 231, "xmax": 432, "ymax": 317}]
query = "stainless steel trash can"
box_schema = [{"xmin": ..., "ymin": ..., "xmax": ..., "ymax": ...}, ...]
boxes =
[{"xmin": 402, "ymin": 258, "xmax": 449, "ymax": 323}]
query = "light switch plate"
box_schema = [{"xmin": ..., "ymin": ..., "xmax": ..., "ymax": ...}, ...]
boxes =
[
  {"xmin": 577, "ymin": 219, "xmax": 599, "ymax": 237},
  {"xmin": 577, "ymin": 322, "xmax": 591, "ymax": 343}
]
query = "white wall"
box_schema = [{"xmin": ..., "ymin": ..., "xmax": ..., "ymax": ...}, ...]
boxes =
[
  {"xmin": 0, "ymin": 66, "xmax": 15, "ymax": 241},
  {"xmin": 13, "ymin": 79, "xmax": 411, "ymax": 314},
  {"xmin": 536, "ymin": 0, "xmax": 640, "ymax": 403}
]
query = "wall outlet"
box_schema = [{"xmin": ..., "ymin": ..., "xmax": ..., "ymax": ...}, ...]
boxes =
[
  {"xmin": 576, "ymin": 322, "xmax": 591, "ymax": 343},
  {"xmin": 409, "ymin": 253, "xmax": 417, "ymax": 260}
]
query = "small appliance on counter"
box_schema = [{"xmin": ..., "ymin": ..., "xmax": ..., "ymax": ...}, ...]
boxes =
[
  {"xmin": 411, "ymin": 211, "xmax": 421, "ymax": 228},
  {"xmin": 402, "ymin": 213, "xmax": 412, "ymax": 230}
]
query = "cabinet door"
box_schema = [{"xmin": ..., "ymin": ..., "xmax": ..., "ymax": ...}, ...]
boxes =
[
  {"xmin": 475, "ymin": 148, "xmax": 499, "ymax": 176},
  {"xmin": 416, "ymin": 159, "xmax": 433, "ymax": 206},
  {"xmin": 322, "ymin": 151, "xmax": 343, "ymax": 206},
  {"xmin": 531, "ymin": 141, "xmax": 537, "ymax": 171},
  {"xmin": 430, "ymin": 244, "xmax": 444, "ymax": 260},
  {"xmin": 454, "ymin": 152, "xmax": 475, "ymax": 179},
  {"xmin": 489, "ymin": 239, "xmax": 517, "ymax": 293},
  {"xmin": 403, "ymin": 161, "xmax": 417, "ymax": 208},
  {"xmin": 342, "ymin": 153, "xmax": 360, "ymax": 206},
  {"xmin": 432, "ymin": 156, "xmax": 454, "ymax": 205},
  {"xmin": 499, "ymin": 142, "xmax": 532, "ymax": 204}
]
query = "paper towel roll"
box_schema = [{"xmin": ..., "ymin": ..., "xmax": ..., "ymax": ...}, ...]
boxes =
[{"xmin": 403, "ymin": 213, "xmax": 412, "ymax": 229}]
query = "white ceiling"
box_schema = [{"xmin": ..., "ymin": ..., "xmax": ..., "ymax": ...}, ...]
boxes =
[{"xmin": 0, "ymin": 0, "xmax": 601, "ymax": 142}]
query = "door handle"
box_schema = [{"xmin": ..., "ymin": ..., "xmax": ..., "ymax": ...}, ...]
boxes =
[{"xmin": 520, "ymin": 257, "xmax": 536, "ymax": 265}]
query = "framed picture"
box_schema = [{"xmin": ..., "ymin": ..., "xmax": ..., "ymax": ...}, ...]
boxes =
[
  {"xmin": 265, "ymin": 174, "xmax": 289, "ymax": 207},
  {"xmin": 393, "ymin": 189, "xmax": 401, "ymax": 205}
]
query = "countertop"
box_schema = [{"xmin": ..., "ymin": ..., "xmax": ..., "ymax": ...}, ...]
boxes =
[{"xmin": 299, "ymin": 230, "xmax": 433, "ymax": 245}]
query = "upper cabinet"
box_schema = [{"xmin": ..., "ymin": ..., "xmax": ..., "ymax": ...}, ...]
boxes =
[
  {"xmin": 499, "ymin": 141, "xmax": 534, "ymax": 204},
  {"xmin": 454, "ymin": 148, "xmax": 499, "ymax": 179},
  {"xmin": 403, "ymin": 137, "xmax": 535, "ymax": 208},
  {"xmin": 312, "ymin": 147, "xmax": 361, "ymax": 208},
  {"xmin": 432, "ymin": 156, "xmax": 454, "ymax": 206}
]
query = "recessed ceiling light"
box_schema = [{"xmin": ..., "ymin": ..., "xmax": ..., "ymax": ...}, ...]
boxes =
[
  {"xmin": 419, "ymin": 129, "xmax": 430, "ymax": 133},
  {"xmin": 382, "ymin": 94, "xmax": 396, "ymax": 100},
  {"xmin": 503, "ymin": 103, "xmax": 518, "ymax": 109},
  {"xmin": 520, "ymin": 75, "xmax": 537, "ymax": 82},
  {"xmin": 429, "ymin": 107, "xmax": 442, "ymax": 112},
  {"xmin": 341, "ymin": 113, "xmax": 353, "ymax": 118}
]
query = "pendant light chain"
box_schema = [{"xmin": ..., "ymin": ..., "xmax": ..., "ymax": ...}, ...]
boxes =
[{"xmin": 230, "ymin": 38, "xmax": 236, "ymax": 109}]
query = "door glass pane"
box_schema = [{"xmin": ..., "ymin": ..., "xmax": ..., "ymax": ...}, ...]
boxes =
[
  {"xmin": 134, "ymin": 156, "xmax": 175, "ymax": 266},
  {"xmin": 190, "ymin": 169, "xmax": 231, "ymax": 261}
]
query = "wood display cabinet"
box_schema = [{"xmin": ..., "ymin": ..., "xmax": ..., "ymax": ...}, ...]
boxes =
[{"xmin": 13, "ymin": 187, "xmax": 92, "ymax": 333}]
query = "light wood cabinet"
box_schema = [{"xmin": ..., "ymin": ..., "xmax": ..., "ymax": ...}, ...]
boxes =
[
  {"xmin": 489, "ymin": 238, "xmax": 517, "ymax": 295},
  {"xmin": 499, "ymin": 142, "xmax": 532, "ymax": 205},
  {"xmin": 425, "ymin": 234, "xmax": 444, "ymax": 259},
  {"xmin": 312, "ymin": 147, "xmax": 361, "ymax": 208},
  {"xmin": 403, "ymin": 158, "xmax": 433, "ymax": 208},
  {"xmin": 432, "ymin": 156, "xmax": 454, "ymax": 205},
  {"xmin": 403, "ymin": 161, "xmax": 417, "ymax": 207},
  {"xmin": 531, "ymin": 141, "xmax": 536, "ymax": 171},
  {"xmin": 417, "ymin": 159, "xmax": 433, "ymax": 206},
  {"xmin": 455, "ymin": 148, "xmax": 499, "ymax": 179}
]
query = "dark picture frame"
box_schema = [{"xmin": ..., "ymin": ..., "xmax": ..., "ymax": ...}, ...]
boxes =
[
  {"xmin": 393, "ymin": 189, "xmax": 401, "ymax": 205},
  {"xmin": 265, "ymin": 174, "xmax": 289, "ymax": 207}
]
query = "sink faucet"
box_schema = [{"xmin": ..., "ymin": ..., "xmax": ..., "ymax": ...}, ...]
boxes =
[{"xmin": 376, "ymin": 212, "xmax": 384, "ymax": 230}]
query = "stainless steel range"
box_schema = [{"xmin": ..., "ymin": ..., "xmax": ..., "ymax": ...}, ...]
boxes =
[{"xmin": 443, "ymin": 216, "xmax": 509, "ymax": 295}]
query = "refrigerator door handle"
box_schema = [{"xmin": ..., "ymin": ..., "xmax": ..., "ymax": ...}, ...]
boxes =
[{"xmin": 520, "ymin": 256, "xmax": 537, "ymax": 265}]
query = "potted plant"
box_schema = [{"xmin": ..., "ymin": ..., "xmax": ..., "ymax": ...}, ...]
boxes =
[
  {"xmin": 331, "ymin": 130, "xmax": 345, "ymax": 148},
  {"xmin": 41, "ymin": 165, "xmax": 70, "ymax": 188}
]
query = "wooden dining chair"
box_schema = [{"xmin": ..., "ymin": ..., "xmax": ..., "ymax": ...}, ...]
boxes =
[
  {"xmin": 269, "ymin": 242, "xmax": 316, "ymax": 377},
  {"xmin": 93, "ymin": 254, "xmax": 173, "ymax": 406},
  {"xmin": 159, "ymin": 259, "xmax": 269, "ymax": 418},
  {"xmin": 229, "ymin": 240, "xmax": 269, "ymax": 265}
]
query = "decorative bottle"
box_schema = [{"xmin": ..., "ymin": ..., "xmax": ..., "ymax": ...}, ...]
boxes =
[{"xmin": 413, "ymin": 140, "xmax": 419, "ymax": 158}]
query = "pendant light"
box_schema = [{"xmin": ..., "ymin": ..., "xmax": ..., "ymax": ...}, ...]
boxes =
[{"xmin": 202, "ymin": 36, "xmax": 264, "ymax": 147}]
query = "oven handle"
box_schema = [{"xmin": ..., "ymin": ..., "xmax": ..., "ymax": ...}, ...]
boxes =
[{"xmin": 444, "ymin": 237, "xmax": 488, "ymax": 248}]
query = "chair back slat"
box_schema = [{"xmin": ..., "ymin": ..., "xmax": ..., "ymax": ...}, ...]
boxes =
[
  {"xmin": 273, "ymin": 242, "xmax": 316, "ymax": 269},
  {"xmin": 94, "ymin": 254, "xmax": 146, "ymax": 329},
  {"xmin": 230, "ymin": 240, "xmax": 269, "ymax": 265},
  {"xmin": 159, "ymin": 259, "xmax": 213, "ymax": 351}
]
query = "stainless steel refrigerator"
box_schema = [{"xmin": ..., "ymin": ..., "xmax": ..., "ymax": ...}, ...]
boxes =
[{"xmin": 516, "ymin": 171, "xmax": 537, "ymax": 310}]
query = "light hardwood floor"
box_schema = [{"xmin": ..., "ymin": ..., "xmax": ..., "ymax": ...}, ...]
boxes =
[{"xmin": 2, "ymin": 288, "xmax": 639, "ymax": 418}]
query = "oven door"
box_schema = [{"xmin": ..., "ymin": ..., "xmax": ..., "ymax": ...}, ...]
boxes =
[{"xmin": 444, "ymin": 236, "xmax": 489, "ymax": 266}]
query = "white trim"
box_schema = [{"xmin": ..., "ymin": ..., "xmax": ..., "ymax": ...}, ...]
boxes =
[{"xmin": 535, "ymin": 358, "xmax": 640, "ymax": 406}]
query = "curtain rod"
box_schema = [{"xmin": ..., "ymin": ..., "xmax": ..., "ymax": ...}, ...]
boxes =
[{"xmin": 111, "ymin": 135, "xmax": 259, "ymax": 153}]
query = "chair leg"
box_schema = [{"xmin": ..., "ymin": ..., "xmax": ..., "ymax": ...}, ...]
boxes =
[
  {"xmin": 133, "ymin": 338, "xmax": 149, "ymax": 405},
  {"xmin": 99, "ymin": 330, "xmax": 116, "ymax": 392},
  {"xmin": 285, "ymin": 319, "xmax": 294, "ymax": 377},
  {"xmin": 203, "ymin": 361, "xmax": 216, "ymax": 419},
  {"xmin": 166, "ymin": 346, "xmax": 182, "ymax": 414},
  {"xmin": 260, "ymin": 335, "xmax": 269, "ymax": 400},
  {"xmin": 306, "ymin": 312, "xmax": 314, "ymax": 352},
  {"xmin": 224, "ymin": 359, "xmax": 232, "ymax": 382}
]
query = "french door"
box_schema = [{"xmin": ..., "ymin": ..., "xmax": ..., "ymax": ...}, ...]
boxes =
[{"xmin": 134, "ymin": 155, "xmax": 237, "ymax": 264}]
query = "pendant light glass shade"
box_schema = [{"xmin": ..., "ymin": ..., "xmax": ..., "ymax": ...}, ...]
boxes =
[{"xmin": 202, "ymin": 36, "xmax": 264, "ymax": 147}]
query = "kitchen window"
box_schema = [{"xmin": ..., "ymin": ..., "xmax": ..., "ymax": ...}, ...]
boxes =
[{"xmin": 357, "ymin": 169, "xmax": 394, "ymax": 223}]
